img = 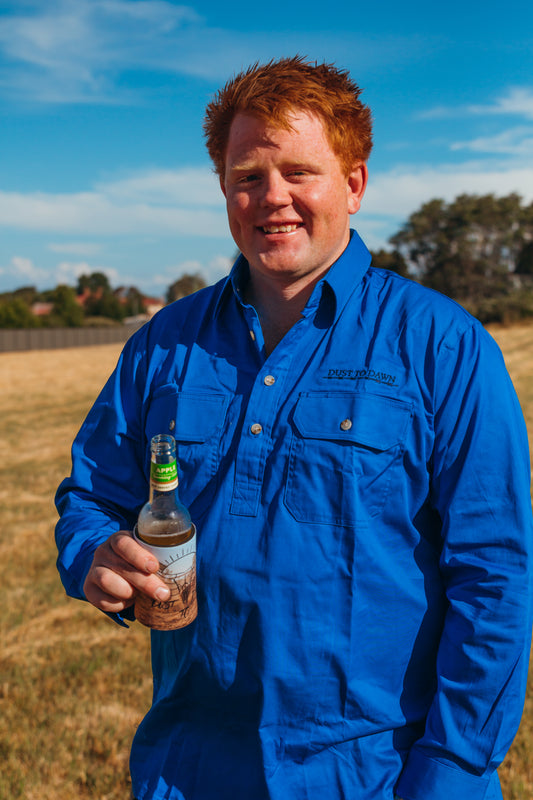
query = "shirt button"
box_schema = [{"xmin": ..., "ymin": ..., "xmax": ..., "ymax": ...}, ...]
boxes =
[
  {"xmin": 250, "ymin": 423, "xmax": 263, "ymax": 435},
  {"xmin": 169, "ymin": 419, "xmax": 176, "ymax": 431},
  {"xmin": 250, "ymin": 330, "xmax": 256, "ymax": 341},
  {"xmin": 340, "ymin": 418, "xmax": 353, "ymax": 431},
  {"xmin": 264, "ymin": 375, "xmax": 276, "ymax": 386}
]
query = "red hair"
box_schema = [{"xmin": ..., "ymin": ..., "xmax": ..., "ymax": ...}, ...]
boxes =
[{"xmin": 203, "ymin": 55, "xmax": 373, "ymax": 179}]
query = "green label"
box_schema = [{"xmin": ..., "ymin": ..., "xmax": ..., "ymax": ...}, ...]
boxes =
[{"xmin": 151, "ymin": 460, "xmax": 178, "ymax": 485}]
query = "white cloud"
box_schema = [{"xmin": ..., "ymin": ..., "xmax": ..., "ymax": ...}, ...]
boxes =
[
  {"xmin": 9, "ymin": 255, "xmax": 49, "ymax": 283},
  {"xmin": 53, "ymin": 260, "xmax": 120, "ymax": 286},
  {"xmin": 2, "ymin": 252, "xmax": 231, "ymax": 295},
  {"xmin": 48, "ymin": 242, "xmax": 103, "ymax": 256},
  {"xmin": 451, "ymin": 127, "xmax": 533, "ymax": 158},
  {"xmin": 467, "ymin": 88, "xmax": 533, "ymax": 120},
  {"xmin": 152, "ymin": 254, "xmax": 232, "ymax": 288},
  {"xmin": 419, "ymin": 87, "xmax": 533, "ymax": 122},
  {"xmin": 0, "ymin": 0, "xmax": 202, "ymax": 103},
  {"xmin": 99, "ymin": 168, "xmax": 222, "ymax": 206},
  {"xmin": 2, "ymin": 155, "xmax": 533, "ymax": 257},
  {"xmin": 0, "ymin": 254, "xmax": 122, "ymax": 291},
  {"xmin": 360, "ymin": 163, "xmax": 533, "ymax": 248},
  {"xmin": 451, "ymin": 127, "xmax": 533, "ymax": 157},
  {"xmin": 0, "ymin": 0, "xmax": 435, "ymax": 104},
  {"xmin": 0, "ymin": 167, "xmax": 229, "ymax": 236},
  {"xmin": 366, "ymin": 164, "xmax": 533, "ymax": 216}
]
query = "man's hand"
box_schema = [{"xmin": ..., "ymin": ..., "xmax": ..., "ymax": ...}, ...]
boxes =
[{"xmin": 83, "ymin": 530, "xmax": 170, "ymax": 614}]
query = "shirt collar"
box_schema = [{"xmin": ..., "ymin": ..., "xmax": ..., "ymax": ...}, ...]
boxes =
[
  {"xmin": 213, "ymin": 228, "xmax": 371, "ymax": 321},
  {"xmin": 213, "ymin": 254, "xmax": 249, "ymax": 318},
  {"xmin": 299, "ymin": 229, "xmax": 372, "ymax": 325},
  {"xmin": 316, "ymin": 228, "xmax": 372, "ymax": 322}
]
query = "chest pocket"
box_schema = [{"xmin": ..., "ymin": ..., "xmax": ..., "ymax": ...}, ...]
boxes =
[
  {"xmin": 145, "ymin": 386, "xmax": 229, "ymax": 510},
  {"xmin": 285, "ymin": 392, "xmax": 413, "ymax": 527}
]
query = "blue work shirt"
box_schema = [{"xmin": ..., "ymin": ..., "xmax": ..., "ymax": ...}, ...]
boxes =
[{"xmin": 55, "ymin": 230, "xmax": 533, "ymax": 800}]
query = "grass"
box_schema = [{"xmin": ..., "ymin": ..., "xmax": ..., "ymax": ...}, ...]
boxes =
[
  {"xmin": 0, "ymin": 329, "xmax": 532, "ymax": 799},
  {"xmin": 0, "ymin": 345, "xmax": 152, "ymax": 800}
]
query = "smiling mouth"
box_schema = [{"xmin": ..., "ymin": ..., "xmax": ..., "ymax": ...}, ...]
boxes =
[{"xmin": 261, "ymin": 224, "xmax": 301, "ymax": 234}]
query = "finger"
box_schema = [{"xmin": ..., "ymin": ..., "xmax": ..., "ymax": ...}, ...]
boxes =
[
  {"xmin": 109, "ymin": 530, "xmax": 160, "ymax": 573},
  {"xmin": 96, "ymin": 560, "xmax": 171, "ymax": 600},
  {"xmin": 88, "ymin": 560, "xmax": 137, "ymax": 599},
  {"xmin": 84, "ymin": 561, "xmax": 170, "ymax": 611},
  {"xmin": 90, "ymin": 532, "xmax": 157, "ymax": 584},
  {"xmin": 84, "ymin": 579, "xmax": 134, "ymax": 614},
  {"xmin": 84, "ymin": 533, "xmax": 171, "ymax": 611},
  {"xmin": 107, "ymin": 532, "xmax": 172, "ymax": 599}
]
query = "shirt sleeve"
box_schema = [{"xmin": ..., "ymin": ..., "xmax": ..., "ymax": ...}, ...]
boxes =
[
  {"xmin": 396, "ymin": 321, "xmax": 533, "ymax": 800},
  {"xmin": 54, "ymin": 331, "xmax": 149, "ymax": 623}
]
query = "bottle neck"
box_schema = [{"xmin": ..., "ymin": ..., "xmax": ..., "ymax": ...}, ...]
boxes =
[
  {"xmin": 149, "ymin": 456, "xmax": 179, "ymax": 502},
  {"xmin": 149, "ymin": 483, "xmax": 177, "ymax": 503}
]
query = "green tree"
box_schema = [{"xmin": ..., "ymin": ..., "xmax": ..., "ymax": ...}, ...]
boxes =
[
  {"xmin": 76, "ymin": 271, "xmax": 125, "ymax": 321},
  {"xmin": 0, "ymin": 297, "xmax": 37, "ymax": 328},
  {"xmin": 390, "ymin": 193, "xmax": 532, "ymax": 303},
  {"xmin": 14, "ymin": 286, "xmax": 40, "ymax": 305},
  {"xmin": 85, "ymin": 291, "xmax": 125, "ymax": 321},
  {"xmin": 166, "ymin": 273, "xmax": 206, "ymax": 304},
  {"xmin": 76, "ymin": 271, "xmax": 112, "ymax": 294},
  {"xmin": 49, "ymin": 284, "xmax": 84, "ymax": 327},
  {"xmin": 370, "ymin": 249, "xmax": 409, "ymax": 278},
  {"xmin": 123, "ymin": 286, "xmax": 145, "ymax": 316},
  {"xmin": 516, "ymin": 241, "xmax": 533, "ymax": 275}
]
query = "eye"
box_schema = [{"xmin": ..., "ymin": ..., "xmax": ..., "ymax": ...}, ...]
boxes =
[
  {"xmin": 287, "ymin": 169, "xmax": 309, "ymax": 180},
  {"xmin": 238, "ymin": 174, "xmax": 260, "ymax": 184}
]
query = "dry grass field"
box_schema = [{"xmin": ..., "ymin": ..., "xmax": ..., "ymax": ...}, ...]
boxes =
[{"xmin": 0, "ymin": 327, "xmax": 532, "ymax": 799}]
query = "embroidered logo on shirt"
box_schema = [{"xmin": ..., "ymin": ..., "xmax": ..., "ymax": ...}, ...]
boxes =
[{"xmin": 325, "ymin": 367, "xmax": 397, "ymax": 386}]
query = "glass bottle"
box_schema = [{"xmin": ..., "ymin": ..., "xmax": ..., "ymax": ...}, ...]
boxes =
[{"xmin": 133, "ymin": 433, "xmax": 197, "ymax": 630}]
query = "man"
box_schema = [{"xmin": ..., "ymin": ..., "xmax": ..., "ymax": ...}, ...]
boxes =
[{"xmin": 55, "ymin": 57, "xmax": 533, "ymax": 800}]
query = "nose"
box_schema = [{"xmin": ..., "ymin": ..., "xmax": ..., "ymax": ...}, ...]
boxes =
[{"xmin": 260, "ymin": 172, "xmax": 291, "ymax": 208}]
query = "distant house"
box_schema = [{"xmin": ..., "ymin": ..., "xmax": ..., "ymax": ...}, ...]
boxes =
[
  {"xmin": 31, "ymin": 301, "xmax": 54, "ymax": 317},
  {"xmin": 113, "ymin": 287, "xmax": 165, "ymax": 318},
  {"xmin": 143, "ymin": 296, "xmax": 165, "ymax": 317},
  {"xmin": 29, "ymin": 288, "xmax": 165, "ymax": 322},
  {"xmin": 76, "ymin": 286, "xmax": 104, "ymax": 308}
]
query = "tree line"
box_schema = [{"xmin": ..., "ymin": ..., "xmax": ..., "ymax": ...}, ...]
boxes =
[
  {"xmin": 0, "ymin": 271, "xmax": 207, "ymax": 328},
  {"xmin": 2, "ymin": 192, "xmax": 533, "ymax": 328},
  {"xmin": 372, "ymin": 192, "xmax": 533, "ymax": 324}
]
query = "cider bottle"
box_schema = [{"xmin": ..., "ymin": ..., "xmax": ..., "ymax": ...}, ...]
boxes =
[{"xmin": 133, "ymin": 434, "xmax": 197, "ymax": 630}]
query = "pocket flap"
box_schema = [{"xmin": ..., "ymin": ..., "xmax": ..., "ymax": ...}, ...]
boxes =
[
  {"xmin": 147, "ymin": 386, "xmax": 228, "ymax": 443},
  {"xmin": 293, "ymin": 392, "xmax": 412, "ymax": 450}
]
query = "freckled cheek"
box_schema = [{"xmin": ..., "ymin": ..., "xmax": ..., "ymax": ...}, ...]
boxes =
[
  {"xmin": 293, "ymin": 188, "xmax": 328, "ymax": 222},
  {"xmin": 227, "ymin": 199, "xmax": 255, "ymax": 244},
  {"xmin": 229, "ymin": 194, "xmax": 253, "ymax": 222}
]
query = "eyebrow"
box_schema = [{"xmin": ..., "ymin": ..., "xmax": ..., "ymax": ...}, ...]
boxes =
[
  {"xmin": 228, "ymin": 159, "xmax": 315, "ymax": 174},
  {"xmin": 227, "ymin": 162, "xmax": 259, "ymax": 174}
]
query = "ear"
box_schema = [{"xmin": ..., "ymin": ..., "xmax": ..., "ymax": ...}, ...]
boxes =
[
  {"xmin": 219, "ymin": 174, "xmax": 227, "ymax": 199},
  {"xmin": 346, "ymin": 162, "xmax": 368, "ymax": 215}
]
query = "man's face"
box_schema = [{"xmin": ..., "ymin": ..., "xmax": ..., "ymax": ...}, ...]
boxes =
[{"xmin": 220, "ymin": 111, "xmax": 367, "ymax": 291}]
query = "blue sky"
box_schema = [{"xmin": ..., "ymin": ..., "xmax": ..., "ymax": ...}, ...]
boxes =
[{"xmin": 1, "ymin": 0, "xmax": 532, "ymax": 297}]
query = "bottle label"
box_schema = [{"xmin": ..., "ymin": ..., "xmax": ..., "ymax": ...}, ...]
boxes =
[
  {"xmin": 133, "ymin": 524, "xmax": 197, "ymax": 631},
  {"xmin": 150, "ymin": 459, "xmax": 178, "ymax": 491}
]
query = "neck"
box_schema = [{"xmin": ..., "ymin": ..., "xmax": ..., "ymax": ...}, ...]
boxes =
[{"xmin": 244, "ymin": 270, "xmax": 322, "ymax": 356}]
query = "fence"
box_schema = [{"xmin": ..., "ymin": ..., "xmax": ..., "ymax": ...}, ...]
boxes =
[{"xmin": 0, "ymin": 322, "xmax": 146, "ymax": 353}]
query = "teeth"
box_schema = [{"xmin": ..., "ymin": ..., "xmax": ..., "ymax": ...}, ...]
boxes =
[{"xmin": 262, "ymin": 224, "xmax": 298, "ymax": 233}]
